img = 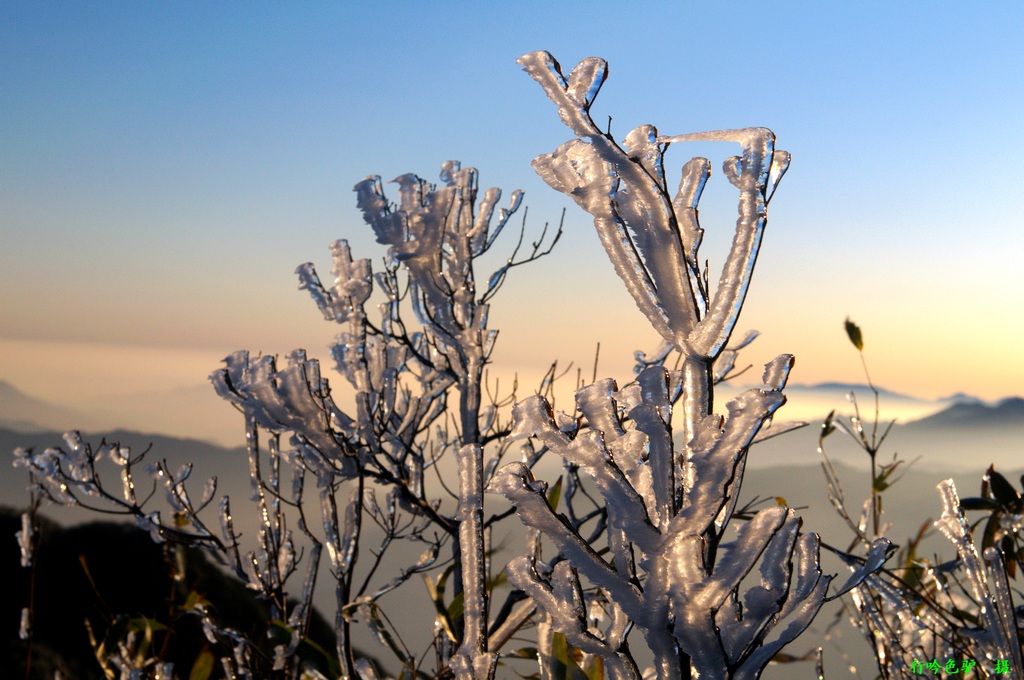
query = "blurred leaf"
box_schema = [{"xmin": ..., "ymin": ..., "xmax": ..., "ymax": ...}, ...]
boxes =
[
  {"xmin": 365, "ymin": 602, "xmax": 408, "ymax": 663},
  {"xmin": 987, "ymin": 470, "xmax": 1020, "ymax": 510},
  {"xmin": 983, "ymin": 511, "xmax": 1002, "ymax": 553},
  {"xmin": 447, "ymin": 591, "xmax": 464, "ymax": 622},
  {"xmin": 100, "ymin": 614, "xmax": 130, "ymax": 661},
  {"xmin": 960, "ymin": 497, "xmax": 999, "ymax": 511},
  {"xmin": 951, "ymin": 607, "xmax": 980, "ymax": 626},
  {"xmin": 510, "ymin": 647, "xmax": 539, "ymax": 658},
  {"xmin": 189, "ymin": 647, "xmax": 216, "ymax": 680},
  {"xmin": 487, "ymin": 568, "xmax": 508, "ymax": 593},
  {"xmin": 424, "ymin": 575, "xmax": 457, "ymax": 643},
  {"xmin": 1002, "ymin": 536, "xmax": 1016, "ymax": 579},
  {"xmin": 183, "ymin": 589, "xmax": 209, "ymax": 610},
  {"xmin": 270, "ymin": 621, "xmax": 343, "ymax": 677},
  {"xmin": 844, "ymin": 318, "xmax": 864, "ymax": 351},
  {"xmin": 774, "ymin": 497, "xmax": 788, "ymax": 506},
  {"xmin": 549, "ymin": 632, "xmax": 589, "ymax": 680},
  {"xmin": 126, "ymin": 616, "xmax": 167, "ymax": 633},
  {"xmin": 297, "ymin": 637, "xmax": 343, "ymax": 677},
  {"xmin": 820, "ymin": 410, "xmax": 836, "ymax": 441},
  {"xmin": 584, "ymin": 655, "xmax": 604, "ymax": 680},
  {"xmin": 771, "ymin": 648, "xmax": 819, "ymax": 663},
  {"xmin": 547, "ymin": 475, "xmax": 563, "ymax": 511}
]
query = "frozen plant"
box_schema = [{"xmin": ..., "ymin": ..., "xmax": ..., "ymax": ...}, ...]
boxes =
[
  {"xmin": 821, "ymin": 320, "xmax": 1024, "ymax": 679},
  {"xmin": 486, "ymin": 51, "xmax": 893, "ymax": 680},
  {"xmin": 13, "ymin": 51, "xmax": 896, "ymax": 680},
  {"xmin": 13, "ymin": 159, "xmax": 566, "ymax": 678}
]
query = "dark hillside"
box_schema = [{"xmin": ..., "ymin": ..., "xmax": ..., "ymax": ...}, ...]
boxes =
[{"xmin": 0, "ymin": 508, "xmax": 338, "ymax": 679}]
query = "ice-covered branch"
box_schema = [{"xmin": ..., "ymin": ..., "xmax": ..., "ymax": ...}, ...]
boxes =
[
  {"xmin": 505, "ymin": 51, "xmax": 884, "ymax": 678},
  {"xmin": 211, "ymin": 350, "xmax": 362, "ymax": 480},
  {"xmin": 935, "ymin": 479, "xmax": 1024, "ymax": 676},
  {"xmin": 491, "ymin": 355, "xmax": 871, "ymax": 678},
  {"xmin": 519, "ymin": 50, "xmax": 790, "ymax": 362}
]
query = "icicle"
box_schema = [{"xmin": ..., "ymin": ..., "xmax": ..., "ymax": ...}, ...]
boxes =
[
  {"xmin": 19, "ymin": 607, "xmax": 30, "ymax": 640},
  {"xmin": 935, "ymin": 479, "xmax": 1022, "ymax": 671},
  {"xmin": 16, "ymin": 512, "xmax": 34, "ymax": 567},
  {"xmin": 219, "ymin": 496, "xmax": 235, "ymax": 544}
]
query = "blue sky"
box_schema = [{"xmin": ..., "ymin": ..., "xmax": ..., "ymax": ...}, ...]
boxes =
[{"xmin": 2, "ymin": 2, "xmax": 1022, "ymax": 412}]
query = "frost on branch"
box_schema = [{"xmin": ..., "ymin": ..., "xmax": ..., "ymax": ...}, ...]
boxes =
[
  {"xmin": 517, "ymin": 51, "xmax": 789, "ymax": 360},
  {"xmin": 491, "ymin": 51, "xmax": 889, "ymax": 679},
  {"xmin": 353, "ymin": 161, "xmax": 543, "ymax": 679},
  {"xmin": 491, "ymin": 361, "xmax": 863, "ymax": 678},
  {"xmin": 354, "ymin": 160, "xmax": 522, "ymax": 365},
  {"xmin": 212, "ymin": 349, "xmax": 362, "ymax": 482}
]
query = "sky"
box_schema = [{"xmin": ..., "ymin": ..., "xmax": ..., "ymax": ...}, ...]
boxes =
[{"xmin": 2, "ymin": 2, "xmax": 1023, "ymax": 433}]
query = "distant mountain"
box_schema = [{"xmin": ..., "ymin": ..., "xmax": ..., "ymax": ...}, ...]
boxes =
[
  {"xmin": 0, "ymin": 380, "xmax": 103, "ymax": 433},
  {"xmin": 788, "ymin": 382, "xmax": 926, "ymax": 402},
  {"xmin": 0, "ymin": 427, "xmax": 246, "ymax": 462},
  {"xmin": 936, "ymin": 391, "xmax": 986, "ymax": 405},
  {"xmin": 89, "ymin": 383, "xmax": 246, "ymax": 447},
  {"xmin": 0, "ymin": 426, "xmax": 250, "ymax": 528},
  {"xmin": 0, "ymin": 379, "xmax": 244, "ymax": 448},
  {"xmin": 716, "ymin": 380, "xmax": 955, "ymax": 425},
  {"xmin": 903, "ymin": 396, "xmax": 1024, "ymax": 431}
]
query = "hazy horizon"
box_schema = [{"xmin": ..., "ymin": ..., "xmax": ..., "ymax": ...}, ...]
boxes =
[{"xmin": 2, "ymin": 3, "xmax": 1023, "ymax": 426}]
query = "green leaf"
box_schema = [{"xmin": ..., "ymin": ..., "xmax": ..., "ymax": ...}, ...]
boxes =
[
  {"xmin": 183, "ymin": 589, "xmax": 209, "ymax": 611},
  {"xmin": 873, "ymin": 459, "xmax": 904, "ymax": 493},
  {"xmin": 510, "ymin": 647, "xmax": 539, "ymax": 658},
  {"xmin": 447, "ymin": 591, "xmax": 464, "ymax": 622},
  {"xmin": 844, "ymin": 318, "xmax": 864, "ymax": 351},
  {"xmin": 549, "ymin": 632, "xmax": 590, "ymax": 680},
  {"xmin": 297, "ymin": 636, "xmax": 343, "ymax": 676},
  {"xmin": 269, "ymin": 620, "xmax": 344, "ymax": 677},
  {"xmin": 547, "ymin": 475, "xmax": 563, "ymax": 511},
  {"xmin": 126, "ymin": 616, "xmax": 168, "ymax": 633},
  {"xmin": 189, "ymin": 647, "xmax": 216, "ymax": 680},
  {"xmin": 424, "ymin": 573, "xmax": 458, "ymax": 643}
]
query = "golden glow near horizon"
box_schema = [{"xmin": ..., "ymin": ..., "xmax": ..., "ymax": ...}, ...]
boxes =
[{"xmin": 3, "ymin": 5, "xmax": 1022, "ymax": 437}]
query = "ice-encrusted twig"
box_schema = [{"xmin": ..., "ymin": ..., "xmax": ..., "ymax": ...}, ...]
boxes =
[
  {"xmin": 354, "ymin": 162, "xmax": 562, "ymax": 679},
  {"xmin": 518, "ymin": 50, "xmax": 789, "ymax": 361},
  {"xmin": 490, "ymin": 358, "xmax": 874, "ymax": 679},
  {"xmin": 935, "ymin": 479, "xmax": 1024, "ymax": 677}
]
